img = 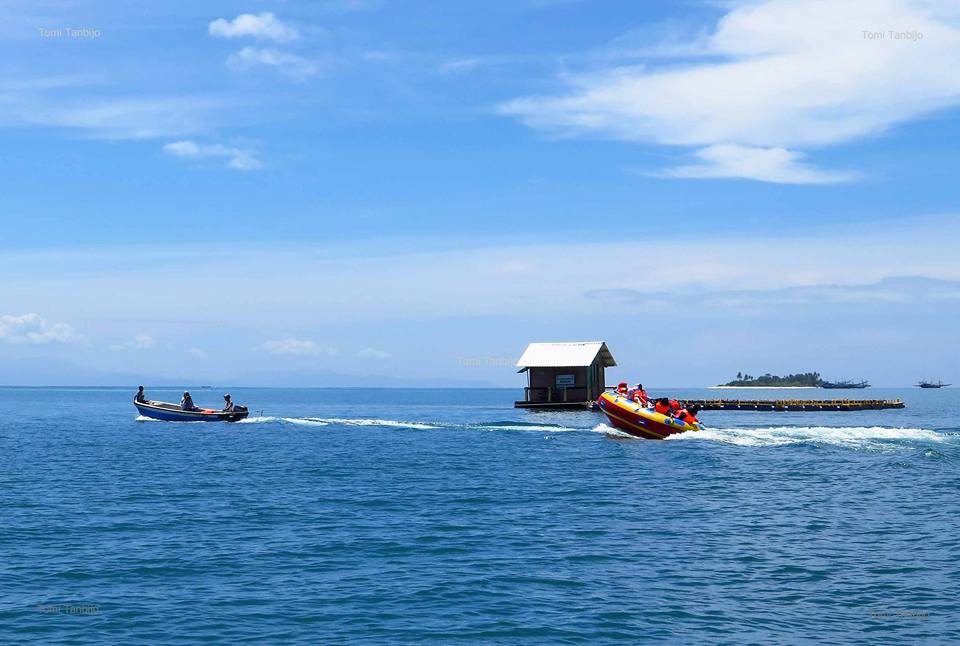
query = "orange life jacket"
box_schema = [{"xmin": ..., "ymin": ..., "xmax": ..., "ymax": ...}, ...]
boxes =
[
  {"xmin": 679, "ymin": 410, "xmax": 699, "ymax": 425},
  {"xmin": 654, "ymin": 401, "xmax": 671, "ymax": 415},
  {"xmin": 632, "ymin": 389, "xmax": 648, "ymax": 405}
]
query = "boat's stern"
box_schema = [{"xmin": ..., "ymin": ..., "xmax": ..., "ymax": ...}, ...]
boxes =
[{"xmin": 225, "ymin": 406, "xmax": 249, "ymax": 422}]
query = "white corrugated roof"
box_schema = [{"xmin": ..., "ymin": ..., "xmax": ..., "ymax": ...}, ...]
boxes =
[{"xmin": 516, "ymin": 342, "xmax": 616, "ymax": 368}]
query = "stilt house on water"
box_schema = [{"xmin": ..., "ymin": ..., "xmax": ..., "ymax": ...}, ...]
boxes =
[{"xmin": 514, "ymin": 342, "xmax": 617, "ymax": 409}]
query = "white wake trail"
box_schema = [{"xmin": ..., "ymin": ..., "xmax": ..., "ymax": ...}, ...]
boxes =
[{"xmin": 666, "ymin": 426, "xmax": 945, "ymax": 449}]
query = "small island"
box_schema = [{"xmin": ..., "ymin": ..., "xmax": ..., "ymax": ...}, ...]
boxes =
[{"xmin": 718, "ymin": 372, "xmax": 822, "ymax": 388}]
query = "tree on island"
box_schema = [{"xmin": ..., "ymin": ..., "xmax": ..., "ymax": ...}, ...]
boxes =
[{"xmin": 721, "ymin": 372, "xmax": 822, "ymax": 387}]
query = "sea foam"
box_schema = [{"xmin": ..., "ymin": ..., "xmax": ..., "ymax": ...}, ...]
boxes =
[{"xmin": 667, "ymin": 425, "xmax": 944, "ymax": 449}]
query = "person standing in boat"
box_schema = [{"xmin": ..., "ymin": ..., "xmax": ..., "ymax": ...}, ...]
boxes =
[
  {"xmin": 134, "ymin": 385, "xmax": 147, "ymax": 404},
  {"xmin": 222, "ymin": 394, "xmax": 235, "ymax": 412},
  {"xmin": 181, "ymin": 391, "xmax": 199, "ymax": 411}
]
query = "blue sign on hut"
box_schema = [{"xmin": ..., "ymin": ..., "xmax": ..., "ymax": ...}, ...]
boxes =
[{"xmin": 514, "ymin": 341, "xmax": 617, "ymax": 409}]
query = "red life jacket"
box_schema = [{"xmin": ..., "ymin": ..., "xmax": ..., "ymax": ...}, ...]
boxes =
[
  {"xmin": 632, "ymin": 389, "xmax": 648, "ymax": 405},
  {"xmin": 654, "ymin": 401, "xmax": 671, "ymax": 415},
  {"xmin": 669, "ymin": 399, "xmax": 681, "ymax": 413}
]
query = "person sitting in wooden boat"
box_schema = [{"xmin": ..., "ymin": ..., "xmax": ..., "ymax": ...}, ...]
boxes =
[
  {"xmin": 135, "ymin": 385, "xmax": 147, "ymax": 404},
  {"xmin": 180, "ymin": 391, "xmax": 199, "ymax": 411},
  {"xmin": 222, "ymin": 394, "xmax": 235, "ymax": 412}
]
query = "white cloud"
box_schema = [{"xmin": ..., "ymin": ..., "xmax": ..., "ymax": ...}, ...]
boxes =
[
  {"xmin": 586, "ymin": 277, "xmax": 960, "ymax": 320},
  {"xmin": 209, "ymin": 12, "xmax": 299, "ymax": 42},
  {"xmin": 0, "ymin": 313, "xmax": 80, "ymax": 345},
  {"xmin": 439, "ymin": 57, "xmax": 486, "ymax": 74},
  {"xmin": 3, "ymin": 216, "xmax": 958, "ymax": 329},
  {"xmin": 357, "ymin": 347, "xmax": 391, "ymax": 359},
  {"xmin": 256, "ymin": 338, "xmax": 338, "ymax": 356},
  {"xmin": 649, "ymin": 144, "xmax": 857, "ymax": 184},
  {"xmin": 110, "ymin": 334, "xmax": 156, "ymax": 351},
  {"xmin": 501, "ymin": 0, "xmax": 960, "ymax": 183},
  {"xmin": 5, "ymin": 96, "xmax": 224, "ymax": 140},
  {"xmin": 209, "ymin": 13, "xmax": 321, "ymax": 81},
  {"xmin": 227, "ymin": 47, "xmax": 322, "ymax": 80},
  {"xmin": 163, "ymin": 140, "xmax": 262, "ymax": 171},
  {"xmin": 189, "ymin": 347, "xmax": 208, "ymax": 360}
]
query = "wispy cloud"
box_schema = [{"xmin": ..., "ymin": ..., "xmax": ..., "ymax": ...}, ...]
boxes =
[
  {"xmin": 586, "ymin": 277, "xmax": 960, "ymax": 314},
  {"xmin": 209, "ymin": 12, "xmax": 300, "ymax": 42},
  {"xmin": 501, "ymin": 0, "xmax": 960, "ymax": 183},
  {"xmin": 3, "ymin": 216, "xmax": 959, "ymax": 327},
  {"xmin": 438, "ymin": 57, "xmax": 486, "ymax": 74},
  {"xmin": 163, "ymin": 140, "xmax": 262, "ymax": 171},
  {"xmin": 227, "ymin": 47, "xmax": 323, "ymax": 80},
  {"xmin": 646, "ymin": 144, "xmax": 858, "ymax": 185},
  {"xmin": 356, "ymin": 347, "xmax": 391, "ymax": 359},
  {"xmin": 5, "ymin": 96, "xmax": 224, "ymax": 139},
  {"xmin": 110, "ymin": 334, "xmax": 156, "ymax": 351},
  {"xmin": 0, "ymin": 313, "xmax": 80, "ymax": 345},
  {"xmin": 256, "ymin": 338, "xmax": 338, "ymax": 356}
]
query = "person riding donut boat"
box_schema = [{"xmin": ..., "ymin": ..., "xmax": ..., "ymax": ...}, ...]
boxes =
[
  {"xmin": 677, "ymin": 404, "xmax": 701, "ymax": 425},
  {"xmin": 629, "ymin": 383, "xmax": 648, "ymax": 405},
  {"xmin": 654, "ymin": 397, "xmax": 672, "ymax": 416}
]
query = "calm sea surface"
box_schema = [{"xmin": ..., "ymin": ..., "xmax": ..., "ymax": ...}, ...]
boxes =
[{"xmin": 1, "ymin": 386, "xmax": 958, "ymax": 643}]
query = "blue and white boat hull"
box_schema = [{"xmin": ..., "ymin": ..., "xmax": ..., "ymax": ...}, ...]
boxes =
[{"xmin": 135, "ymin": 401, "xmax": 249, "ymax": 422}]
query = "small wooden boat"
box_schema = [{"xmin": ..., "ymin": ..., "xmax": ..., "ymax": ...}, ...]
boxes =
[
  {"xmin": 135, "ymin": 400, "xmax": 248, "ymax": 422},
  {"xmin": 597, "ymin": 391, "xmax": 702, "ymax": 439}
]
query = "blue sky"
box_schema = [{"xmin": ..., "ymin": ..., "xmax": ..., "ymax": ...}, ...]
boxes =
[{"xmin": 1, "ymin": 0, "xmax": 959, "ymax": 387}]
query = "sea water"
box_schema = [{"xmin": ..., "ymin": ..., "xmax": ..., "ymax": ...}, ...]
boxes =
[{"xmin": 1, "ymin": 386, "xmax": 958, "ymax": 643}]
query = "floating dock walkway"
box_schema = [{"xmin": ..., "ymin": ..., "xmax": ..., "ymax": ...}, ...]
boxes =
[{"xmin": 682, "ymin": 398, "xmax": 905, "ymax": 411}]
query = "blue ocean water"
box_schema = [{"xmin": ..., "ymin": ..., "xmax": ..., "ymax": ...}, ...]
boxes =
[{"xmin": 1, "ymin": 386, "xmax": 958, "ymax": 643}]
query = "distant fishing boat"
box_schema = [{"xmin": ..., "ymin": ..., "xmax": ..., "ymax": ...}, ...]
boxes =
[
  {"xmin": 821, "ymin": 379, "xmax": 870, "ymax": 389},
  {"xmin": 135, "ymin": 400, "xmax": 248, "ymax": 422},
  {"xmin": 916, "ymin": 380, "xmax": 950, "ymax": 388}
]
